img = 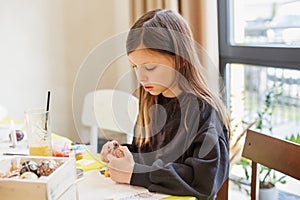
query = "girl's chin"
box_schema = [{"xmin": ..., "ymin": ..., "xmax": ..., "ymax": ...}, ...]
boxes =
[
  {"xmin": 147, "ymin": 89, "xmax": 175, "ymax": 97},
  {"xmin": 148, "ymin": 90, "xmax": 160, "ymax": 96}
]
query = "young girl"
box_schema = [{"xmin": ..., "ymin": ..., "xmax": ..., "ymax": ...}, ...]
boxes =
[{"xmin": 101, "ymin": 9, "xmax": 229, "ymax": 199}]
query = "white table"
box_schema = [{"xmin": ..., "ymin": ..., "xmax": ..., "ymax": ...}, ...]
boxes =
[
  {"xmin": 76, "ymin": 170, "xmax": 169, "ymax": 200},
  {"xmin": 0, "ymin": 140, "xmax": 29, "ymax": 156}
]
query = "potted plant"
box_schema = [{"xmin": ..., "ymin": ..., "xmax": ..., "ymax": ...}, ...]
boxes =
[
  {"xmin": 258, "ymin": 165, "xmax": 286, "ymax": 200},
  {"xmin": 238, "ymin": 158, "xmax": 286, "ymax": 200},
  {"xmin": 255, "ymin": 83, "xmax": 282, "ymax": 134},
  {"xmin": 239, "ymin": 83, "xmax": 286, "ymax": 199}
]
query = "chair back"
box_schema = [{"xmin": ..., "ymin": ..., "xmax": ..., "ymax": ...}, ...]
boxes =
[
  {"xmin": 216, "ymin": 178, "xmax": 228, "ymax": 200},
  {"xmin": 242, "ymin": 129, "xmax": 300, "ymax": 200},
  {"xmin": 82, "ymin": 89, "xmax": 138, "ymax": 152}
]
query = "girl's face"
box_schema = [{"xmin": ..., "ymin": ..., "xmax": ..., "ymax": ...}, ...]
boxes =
[{"xmin": 128, "ymin": 49, "xmax": 180, "ymax": 97}]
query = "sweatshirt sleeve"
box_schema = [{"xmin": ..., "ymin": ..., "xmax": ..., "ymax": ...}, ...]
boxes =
[{"xmin": 130, "ymin": 108, "xmax": 229, "ymax": 200}]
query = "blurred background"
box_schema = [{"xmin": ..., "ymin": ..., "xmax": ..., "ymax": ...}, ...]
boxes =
[{"xmin": 0, "ymin": 0, "xmax": 219, "ymax": 142}]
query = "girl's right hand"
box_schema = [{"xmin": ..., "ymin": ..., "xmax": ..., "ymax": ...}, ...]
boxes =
[{"xmin": 100, "ymin": 140, "xmax": 120, "ymax": 163}]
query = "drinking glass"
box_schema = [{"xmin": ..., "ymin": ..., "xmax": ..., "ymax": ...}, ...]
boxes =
[{"xmin": 25, "ymin": 108, "xmax": 52, "ymax": 156}]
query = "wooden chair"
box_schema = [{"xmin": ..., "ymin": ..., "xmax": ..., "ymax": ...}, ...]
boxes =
[
  {"xmin": 216, "ymin": 178, "xmax": 229, "ymax": 200},
  {"xmin": 242, "ymin": 129, "xmax": 300, "ymax": 200}
]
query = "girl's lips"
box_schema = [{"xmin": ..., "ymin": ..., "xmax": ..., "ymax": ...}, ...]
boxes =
[{"xmin": 144, "ymin": 86, "xmax": 154, "ymax": 91}]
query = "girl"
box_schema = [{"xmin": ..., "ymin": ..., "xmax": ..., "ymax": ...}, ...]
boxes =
[{"xmin": 101, "ymin": 9, "xmax": 229, "ymax": 200}]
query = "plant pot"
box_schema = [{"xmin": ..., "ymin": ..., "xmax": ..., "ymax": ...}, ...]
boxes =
[{"xmin": 259, "ymin": 187, "xmax": 278, "ymax": 200}]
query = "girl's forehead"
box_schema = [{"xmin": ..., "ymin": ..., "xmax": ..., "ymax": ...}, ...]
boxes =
[
  {"xmin": 129, "ymin": 49, "xmax": 156, "ymax": 59},
  {"xmin": 128, "ymin": 49, "xmax": 173, "ymax": 65}
]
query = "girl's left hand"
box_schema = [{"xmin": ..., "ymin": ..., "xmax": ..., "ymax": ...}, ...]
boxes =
[{"xmin": 107, "ymin": 146, "xmax": 135, "ymax": 184}]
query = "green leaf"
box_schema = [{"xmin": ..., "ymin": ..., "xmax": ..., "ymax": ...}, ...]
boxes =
[
  {"xmin": 280, "ymin": 180, "xmax": 287, "ymax": 184},
  {"xmin": 285, "ymin": 133, "xmax": 300, "ymax": 144},
  {"xmin": 296, "ymin": 134, "xmax": 300, "ymax": 144}
]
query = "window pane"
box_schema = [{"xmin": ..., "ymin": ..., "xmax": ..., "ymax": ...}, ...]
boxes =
[
  {"xmin": 227, "ymin": 63, "xmax": 300, "ymax": 139},
  {"xmin": 232, "ymin": 0, "xmax": 300, "ymax": 47}
]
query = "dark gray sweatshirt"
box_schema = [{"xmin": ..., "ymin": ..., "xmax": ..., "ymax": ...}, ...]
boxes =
[{"xmin": 126, "ymin": 92, "xmax": 229, "ymax": 200}]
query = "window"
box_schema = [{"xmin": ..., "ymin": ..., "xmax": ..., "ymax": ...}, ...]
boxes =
[
  {"xmin": 218, "ymin": 0, "xmax": 300, "ymax": 139},
  {"xmin": 233, "ymin": 0, "xmax": 300, "ymax": 47},
  {"xmin": 218, "ymin": 0, "xmax": 300, "ymax": 197}
]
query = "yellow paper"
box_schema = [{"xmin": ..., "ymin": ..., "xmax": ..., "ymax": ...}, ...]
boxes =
[
  {"xmin": 51, "ymin": 133, "xmax": 73, "ymax": 144},
  {"xmin": 76, "ymin": 151, "xmax": 107, "ymax": 172},
  {"xmin": 0, "ymin": 117, "xmax": 23, "ymax": 125},
  {"xmin": 160, "ymin": 196, "xmax": 196, "ymax": 200}
]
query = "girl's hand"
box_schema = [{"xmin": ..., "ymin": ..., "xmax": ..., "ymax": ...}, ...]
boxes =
[
  {"xmin": 107, "ymin": 146, "xmax": 134, "ymax": 184},
  {"xmin": 100, "ymin": 140, "xmax": 120, "ymax": 163}
]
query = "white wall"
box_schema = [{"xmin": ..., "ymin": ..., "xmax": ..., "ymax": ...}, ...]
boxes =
[
  {"xmin": 0, "ymin": 0, "xmax": 131, "ymax": 142},
  {"xmin": 64, "ymin": 0, "xmax": 131, "ymax": 142},
  {"xmin": 0, "ymin": 0, "xmax": 66, "ymax": 132}
]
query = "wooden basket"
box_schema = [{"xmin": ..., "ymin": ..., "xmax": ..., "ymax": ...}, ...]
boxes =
[{"xmin": 0, "ymin": 156, "xmax": 77, "ymax": 200}]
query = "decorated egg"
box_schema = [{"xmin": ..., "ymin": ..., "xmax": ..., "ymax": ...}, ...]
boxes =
[
  {"xmin": 37, "ymin": 159, "xmax": 60, "ymax": 177},
  {"xmin": 20, "ymin": 171, "xmax": 38, "ymax": 180},
  {"xmin": 110, "ymin": 141, "xmax": 124, "ymax": 158},
  {"xmin": 19, "ymin": 161, "xmax": 39, "ymax": 176},
  {"xmin": 9, "ymin": 130, "xmax": 25, "ymax": 142},
  {"xmin": 113, "ymin": 148, "xmax": 124, "ymax": 158}
]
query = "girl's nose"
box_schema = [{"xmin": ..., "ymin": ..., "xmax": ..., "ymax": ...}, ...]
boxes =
[{"xmin": 135, "ymin": 67, "xmax": 147, "ymax": 82}]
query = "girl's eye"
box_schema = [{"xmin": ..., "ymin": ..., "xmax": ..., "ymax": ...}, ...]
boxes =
[{"xmin": 145, "ymin": 65, "xmax": 157, "ymax": 71}]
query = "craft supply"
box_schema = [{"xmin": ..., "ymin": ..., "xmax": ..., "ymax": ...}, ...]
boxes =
[
  {"xmin": 19, "ymin": 160, "xmax": 39, "ymax": 176},
  {"xmin": 45, "ymin": 91, "xmax": 50, "ymax": 131},
  {"xmin": 20, "ymin": 172, "xmax": 38, "ymax": 179},
  {"xmin": 10, "ymin": 120, "xmax": 17, "ymax": 148},
  {"xmin": 37, "ymin": 159, "xmax": 60, "ymax": 176}
]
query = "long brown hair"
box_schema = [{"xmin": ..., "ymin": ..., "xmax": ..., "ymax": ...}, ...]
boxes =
[{"xmin": 126, "ymin": 9, "xmax": 230, "ymax": 147}]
